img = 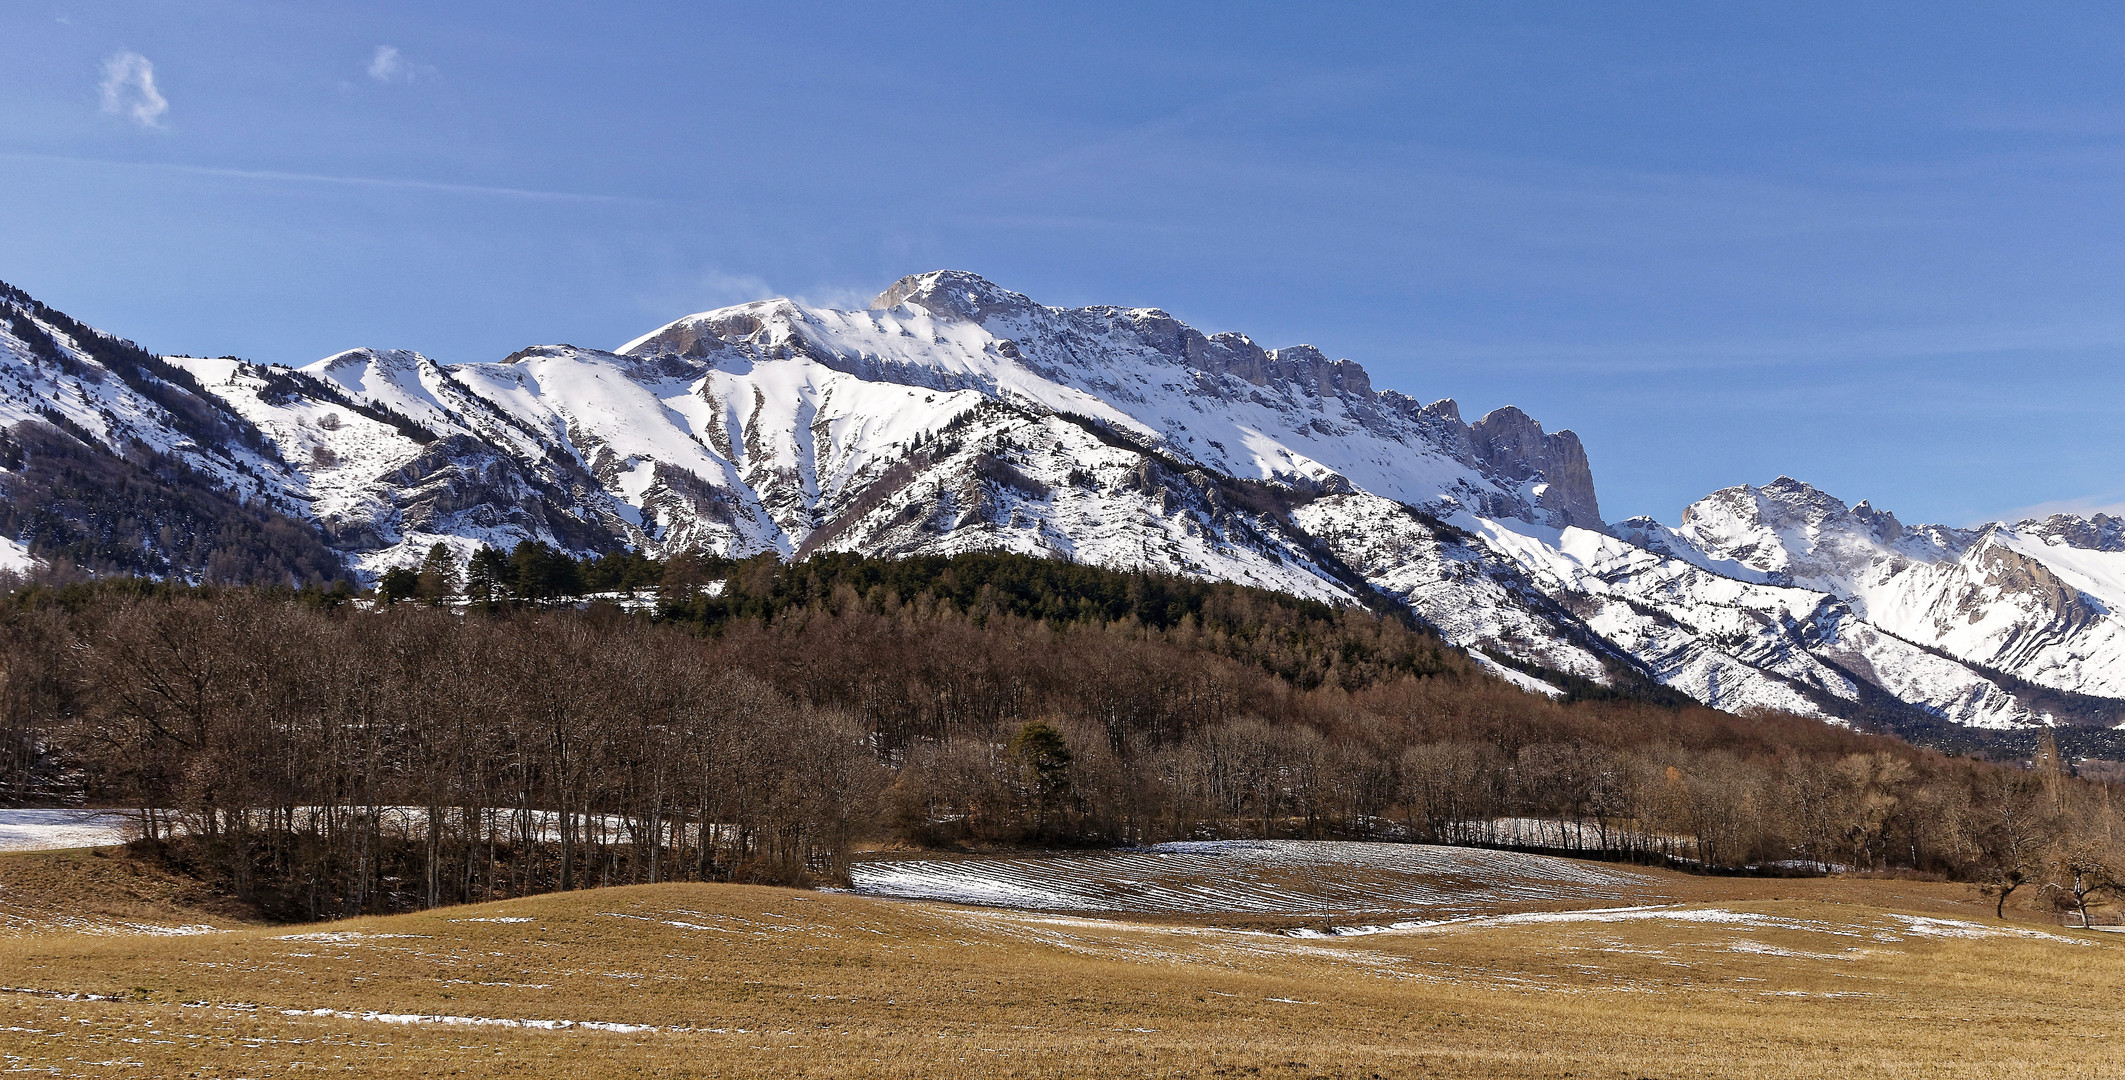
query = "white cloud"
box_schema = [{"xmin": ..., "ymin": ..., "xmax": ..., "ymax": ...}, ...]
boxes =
[
  {"xmin": 98, "ymin": 51, "xmax": 167, "ymax": 128},
  {"xmin": 793, "ymin": 284, "xmax": 884, "ymax": 311},
  {"xmin": 694, "ymin": 270, "xmax": 777, "ymax": 306},
  {"xmin": 368, "ymin": 45, "xmax": 425, "ymax": 83},
  {"xmin": 665, "ymin": 272, "xmax": 882, "ymax": 315}
]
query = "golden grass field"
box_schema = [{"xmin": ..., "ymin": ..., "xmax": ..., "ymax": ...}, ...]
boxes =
[{"xmin": 1, "ymin": 845, "xmax": 2119, "ymax": 1079}]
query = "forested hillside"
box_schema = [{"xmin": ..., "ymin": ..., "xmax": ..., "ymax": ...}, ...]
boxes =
[
  {"xmin": 1, "ymin": 552, "xmax": 2116, "ymax": 923},
  {"xmin": 9, "ymin": 271, "xmax": 2123, "ymax": 738},
  {"xmin": 0, "ymin": 421, "xmax": 346, "ymax": 583}
]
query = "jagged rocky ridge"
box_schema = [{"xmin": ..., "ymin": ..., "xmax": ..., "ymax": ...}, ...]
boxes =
[{"xmin": 2, "ymin": 271, "xmax": 2120, "ymax": 734}]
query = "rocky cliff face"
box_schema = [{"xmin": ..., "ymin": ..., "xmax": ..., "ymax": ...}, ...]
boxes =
[
  {"xmin": 3, "ymin": 270, "xmax": 2119, "ymax": 736},
  {"xmin": 622, "ymin": 270, "xmax": 1609, "ymax": 540},
  {"xmin": 1468, "ymin": 406, "xmax": 1604, "ymax": 533},
  {"xmin": 2023, "ymin": 512, "xmax": 2125, "ymax": 552}
]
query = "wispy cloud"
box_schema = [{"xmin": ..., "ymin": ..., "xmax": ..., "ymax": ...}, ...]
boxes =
[
  {"xmin": 98, "ymin": 51, "xmax": 167, "ymax": 128},
  {"xmin": 680, "ymin": 272, "xmax": 879, "ymax": 314},
  {"xmin": 680, "ymin": 271, "xmax": 879, "ymax": 312},
  {"xmin": 793, "ymin": 284, "xmax": 883, "ymax": 311},
  {"xmin": 691, "ymin": 270, "xmax": 776, "ymax": 306},
  {"xmin": 628, "ymin": 271, "xmax": 884, "ymax": 340},
  {"xmin": 368, "ymin": 45, "xmax": 431, "ymax": 84},
  {"xmin": 369, "ymin": 45, "xmax": 406, "ymax": 81},
  {"xmin": 0, "ymin": 152, "xmax": 646, "ymax": 204}
]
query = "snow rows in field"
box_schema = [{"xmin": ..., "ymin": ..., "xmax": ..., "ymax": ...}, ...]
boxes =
[{"xmin": 847, "ymin": 840, "xmax": 1659, "ymax": 916}]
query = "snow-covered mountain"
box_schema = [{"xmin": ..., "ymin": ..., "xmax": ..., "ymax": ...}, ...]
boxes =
[
  {"xmin": 3, "ymin": 270, "xmax": 2118, "ymax": 737},
  {"xmin": 0, "ymin": 281, "xmax": 343, "ymax": 582},
  {"xmin": 1620, "ymin": 479, "xmax": 2125, "ymax": 708}
]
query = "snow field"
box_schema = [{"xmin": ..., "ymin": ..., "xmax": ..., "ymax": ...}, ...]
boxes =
[
  {"xmin": 0, "ymin": 810, "xmax": 133, "ymax": 853},
  {"xmin": 848, "ymin": 839, "xmax": 1656, "ymax": 917}
]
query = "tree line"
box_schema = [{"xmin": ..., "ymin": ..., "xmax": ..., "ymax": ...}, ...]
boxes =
[{"xmin": 1, "ymin": 552, "xmax": 2120, "ymax": 925}]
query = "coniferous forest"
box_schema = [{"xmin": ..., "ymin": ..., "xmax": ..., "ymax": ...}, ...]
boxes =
[{"xmin": 0, "ymin": 549, "xmax": 2116, "ymax": 924}]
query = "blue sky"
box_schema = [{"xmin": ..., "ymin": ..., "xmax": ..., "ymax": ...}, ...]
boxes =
[{"xmin": 2, "ymin": 2, "xmax": 2120, "ymax": 527}]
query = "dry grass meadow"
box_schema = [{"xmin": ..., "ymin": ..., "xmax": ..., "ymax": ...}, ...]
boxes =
[{"xmin": 1, "ymin": 844, "xmax": 2119, "ymax": 1079}]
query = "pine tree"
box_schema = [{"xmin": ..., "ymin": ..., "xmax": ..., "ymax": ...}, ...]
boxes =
[
  {"xmin": 1011, "ymin": 720, "xmax": 1074, "ymax": 838},
  {"xmin": 416, "ymin": 542, "xmax": 461, "ymax": 602},
  {"xmin": 464, "ymin": 546, "xmax": 511, "ymax": 607},
  {"xmin": 378, "ymin": 566, "xmax": 420, "ymax": 603}
]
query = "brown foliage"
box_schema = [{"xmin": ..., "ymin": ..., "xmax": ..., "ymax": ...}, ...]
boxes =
[{"xmin": 6, "ymin": 579, "xmax": 2124, "ymax": 919}]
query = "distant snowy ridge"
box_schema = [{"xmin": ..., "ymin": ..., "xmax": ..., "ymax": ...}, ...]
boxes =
[
  {"xmin": 3, "ymin": 270, "xmax": 2120, "ymax": 736},
  {"xmin": 1621, "ymin": 479, "xmax": 2125, "ymax": 711}
]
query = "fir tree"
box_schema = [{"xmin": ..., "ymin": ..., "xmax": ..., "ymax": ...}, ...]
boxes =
[
  {"xmin": 377, "ymin": 566, "xmax": 420, "ymax": 603},
  {"xmin": 464, "ymin": 546, "xmax": 511, "ymax": 607},
  {"xmin": 416, "ymin": 542, "xmax": 460, "ymax": 602}
]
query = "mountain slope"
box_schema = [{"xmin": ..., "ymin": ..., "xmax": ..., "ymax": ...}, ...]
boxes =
[
  {"xmin": 1619, "ymin": 479, "xmax": 2125, "ymax": 709},
  {"xmin": 0, "ymin": 281, "xmax": 344, "ymax": 583},
  {"xmin": 2, "ymin": 270, "xmax": 2117, "ymax": 738},
  {"xmin": 622, "ymin": 272, "xmax": 1607, "ymax": 534}
]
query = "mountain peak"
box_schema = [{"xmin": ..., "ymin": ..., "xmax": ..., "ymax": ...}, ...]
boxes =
[
  {"xmin": 1755, "ymin": 476, "xmax": 1855, "ymax": 524},
  {"xmin": 1761, "ymin": 474, "xmax": 1830, "ymax": 499},
  {"xmin": 1468, "ymin": 406, "xmax": 1604, "ymax": 532},
  {"xmin": 314, "ymin": 347, "xmax": 432, "ymax": 377},
  {"xmin": 870, "ymin": 270, "xmax": 1038, "ymax": 323},
  {"xmin": 1849, "ymin": 499, "xmax": 1903, "ymax": 541}
]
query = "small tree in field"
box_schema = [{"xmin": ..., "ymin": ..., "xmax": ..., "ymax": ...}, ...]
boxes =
[
  {"xmin": 1969, "ymin": 772, "xmax": 2054, "ymax": 919},
  {"xmin": 2045, "ymin": 844, "xmax": 2122, "ymax": 929}
]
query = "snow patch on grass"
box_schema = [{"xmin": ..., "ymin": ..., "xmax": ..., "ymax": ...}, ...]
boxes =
[
  {"xmin": 849, "ymin": 840, "xmax": 1655, "ymax": 917},
  {"xmin": 281, "ymin": 1008, "xmax": 664, "ymax": 1033},
  {"xmin": 0, "ymin": 809, "xmax": 133, "ymax": 853}
]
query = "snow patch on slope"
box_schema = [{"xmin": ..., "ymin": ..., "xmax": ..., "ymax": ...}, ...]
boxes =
[{"xmin": 0, "ymin": 535, "xmax": 33, "ymax": 575}]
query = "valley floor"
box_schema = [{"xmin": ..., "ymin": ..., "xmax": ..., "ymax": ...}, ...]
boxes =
[{"xmin": 0, "ymin": 844, "xmax": 2116, "ymax": 1078}]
